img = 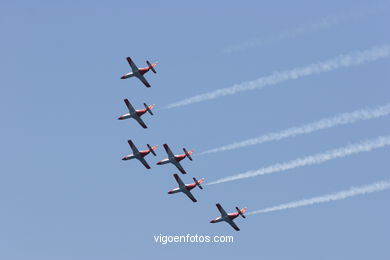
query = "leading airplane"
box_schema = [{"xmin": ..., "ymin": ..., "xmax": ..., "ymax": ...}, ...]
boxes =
[
  {"xmin": 168, "ymin": 174, "xmax": 204, "ymax": 202},
  {"xmin": 156, "ymin": 144, "xmax": 193, "ymax": 174},
  {"xmin": 210, "ymin": 204, "xmax": 247, "ymax": 231},
  {"xmin": 118, "ymin": 99, "xmax": 154, "ymax": 129},
  {"xmin": 120, "ymin": 57, "xmax": 157, "ymax": 88},
  {"xmin": 122, "ymin": 140, "xmax": 157, "ymax": 169}
]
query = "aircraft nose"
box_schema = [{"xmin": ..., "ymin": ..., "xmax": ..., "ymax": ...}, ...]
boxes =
[
  {"xmin": 156, "ymin": 161, "xmax": 161, "ymax": 165},
  {"xmin": 120, "ymin": 75, "xmax": 126, "ymax": 79},
  {"xmin": 121, "ymin": 156, "xmax": 127, "ymax": 160},
  {"xmin": 118, "ymin": 116, "xmax": 123, "ymax": 120},
  {"xmin": 210, "ymin": 220, "xmax": 215, "ymax": 223}
]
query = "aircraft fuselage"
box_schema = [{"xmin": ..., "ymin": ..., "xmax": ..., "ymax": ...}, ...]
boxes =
[
  {"xmin": 121, "ymin": 67, "xmax": 150, "ymax": 79},
  {"xmin": 157, "ymin": 154, "xmax": 185, "ymax": 165},
  {"xmin": 118, "ymin": 109, "xmax": 147, "ymax": 120},
  {"xmin": 210, "ymin": 213, "xmax": 239, "ymax": 223},
  {"xmin": 168, "ymin": 183, "xmax": 196, "ymax": 194},
  {"xmin": 122, "ymin": 150, "xmax": 150, "ymax": 161}
]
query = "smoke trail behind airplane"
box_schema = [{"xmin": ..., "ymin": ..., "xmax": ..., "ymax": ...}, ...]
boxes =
[
  {"xmin": 165, "ymin": 45, "xmax": 390, "ymax": 109},
  {"xmin": 248, "ymin": 179, "xmax": 390, "ymax": 215},
  {"xmin": 222, "ymin": 6, "xmax": 383, "ymax": 54},
  {"xmin": 201, "ymin": 103, "xmax": 390, "ymax": 154},
  {"xmin": 207, "ymin": 135, "xmax": 390, "ymax": 185}
]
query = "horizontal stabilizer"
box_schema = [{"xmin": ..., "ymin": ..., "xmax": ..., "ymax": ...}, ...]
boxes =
[
  {"xmin": 183, "ymin": 148, "xmax": 193, "ymax": 161},
  {"xmin": 147, "ymin": 144, "xmax": 157, "ymax": 156},
  {"xmin": 193, "ymin": 177, "xmax": 204, "ymax": 189},
  {"xmin": 236, "ymin": 207, "xmax": 246, "ymax": 218},
  {"xmin": 146, "ymin": 60, "xmax": 157, "ymax": 73},
  {"xmin": 144, "ymin": 103, "xmax": 154, "ymax": 115}
]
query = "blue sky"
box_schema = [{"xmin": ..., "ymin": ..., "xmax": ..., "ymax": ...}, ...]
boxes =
[{"xmin": 1, "ymin": 0, "xmax": 389, "ymax": 259}]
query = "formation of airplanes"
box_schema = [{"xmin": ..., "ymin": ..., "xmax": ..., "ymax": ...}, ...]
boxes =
[{"xmin": 118, "ymin": 57, "xmax": 247, "ymax": 231}]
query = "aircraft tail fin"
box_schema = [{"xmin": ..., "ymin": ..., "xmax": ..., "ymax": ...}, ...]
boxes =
[
  {"xmin": 146, "ymin": 60, "xmax": 157, "ymax": 73},
  {"xmin": 183, "ymin": 148, "xmax": 193, "ymax": 161},
  {"xmin": 236, "ymin": 207, "xmax": 247, "ymax": 219},
  {"xmin": 144, "ymin": 103, "xmax": 154, "ymax": 115},
  {"xmin": 147, "ymin": 144, "xmax": 157, "ymax": 156},
  {"xmin": 193, "ymin": 177, "xmax": 204, "ymax": 189}
]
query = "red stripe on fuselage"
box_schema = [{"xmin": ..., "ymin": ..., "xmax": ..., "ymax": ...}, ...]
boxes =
[
  {"xmin": 175, "ymin": 154, "xmax": 186, "ymax": 161},
  {"xmin": 139, "ymin": 67, "xmax": 149, "ymax": 75},
  {"xmin": 185, "ymin": 183, "xmax": 196, "ymax": 191},
  {"xmin": 228, "ymin": 213, "xmax": 239, "ymax": 220},
  {"xmin": 139, "ymin": 150, "xmax": 150, "ymax": 157},
  {"xmin": 136, "ymin": 109, "xmax": 147, "ymax": 116}
]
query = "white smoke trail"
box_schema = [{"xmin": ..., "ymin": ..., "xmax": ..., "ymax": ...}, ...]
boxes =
[
  {"xmin": 222, "ymin": 16, "xmax": 342, "ymax": 54},
  {"xmin": 222, "ymin": 5, "xmax": 383, "ymax": 54},
  {"xmin": 165, "ymin": 45, "xmax": 390, "ymax": 109},
  {"xmin": 248, "ymin": 179, "xmax": 390, "ymax": 215},
  {"xmin": 207, "ymin": 135, "xmax": 390, "ymax": 185},
  {"xmin": 201, "ymin": 103, "xmax": 390, "ymax": 154}
]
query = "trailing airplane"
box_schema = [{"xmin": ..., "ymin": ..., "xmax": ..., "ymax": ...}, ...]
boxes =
[
  {"xmin": 120, "ymin": 57, "xmax": 157, "ymax": 88},
  {"xmin": 168, "ymin": 174, "xmax": 204, "ymax": 202},
  {"xmin": 210, "ymin": 203, "xmax": 247, "ymax": 231},
  {"xmin": 157, "ymin": 144, "xmax": 193, "ymax": 174},
  {"xmin": 118, "ymin": 99, "xmax": 154, "ymax": 129},
  {"xmin": 122, "ymin": 140, "xmax": 157, "ymax": 169}
]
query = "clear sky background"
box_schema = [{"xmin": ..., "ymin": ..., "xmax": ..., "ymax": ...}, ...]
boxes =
[{"xmin": 1, "ymin": 0, "xmax": 389, "ymax": 259}]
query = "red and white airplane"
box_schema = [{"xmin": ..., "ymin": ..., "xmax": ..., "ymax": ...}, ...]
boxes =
[
  {"xmin": 122, "ymin": 140, "xmax": 157, "ymax": 169},
  {"xmin": 118, "ymin": 99, "xmax": 154, "ymax": 129},
  {"xmin": 120, "ymin": 57, "xmax": 157, "ymax": 88},
  {"xmin": 168, "ymin": 174, "xmax": 204, "ymax": 202},
  {"xmin": 210, "ymin": 204, "xmax": 247, "ymax": 231},
  {"xmin": 156, "ymin": 144, "xmax": 193, "ymax": 174}
]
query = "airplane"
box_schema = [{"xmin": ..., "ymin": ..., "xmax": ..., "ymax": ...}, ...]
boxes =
[
  {"xmin": 156, "ymin": 144, "xmax": 193, "ymax": 174},
  {"xmin": 120, "ymin": 57, "xmax": 157, "ymax": 88},
  {"xmin": 118, "ymin": 99, "xmax": 154, "ymax": 129},
  {"xmin": 168, "ymin": 174, "xmax": 204, "ymax": 202},
  {"xmin": 122, "ymin": 140, "xmax": 157, "ymax": 169},
  {"xmin": 210, "ymin": 203, "xmax": 247, "ymax": 231}
]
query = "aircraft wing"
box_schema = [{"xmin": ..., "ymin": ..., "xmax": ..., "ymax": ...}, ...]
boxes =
[
  {"xmin": 163, "ymin": 144, "xmax": 175, "ymax": 158},
  {"xmin": 128, "ymin": 140, "xmax": 140, "ymax": 154},
  {"xmin": 226, "ymin": 219, "xmax": 240, "ymax": 231},
  {"xmin": 184, "ymin": 190, "xmax": 197, "ymax": 203},
  {"xmin": 173, "ymin": 174, "xmax": 185, "ymax": 187},
  {"xmin": 138, "ymin": 157, "xmax": 151, "ymax": 169},
  {"xmin": 124, "ymin": 99, "xmax": 136, "ymax": 113},
  {"xmin": 216, "ymin": 203, "xmax": 228, "ymax": 217},
  {"xmin": 134, "ymin": 115, "xmax": 148, "ymax": 129},
  {"xmin": 126, "ymin": 57, "xmax": 139, "ymax": 72},
  {"xmin": 136, "ymin": 74, "xmax": 151, "ymax": 88},
  {"xmin": 173, "ymin": 161, "xmax": 186, "ymax": 174}
]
